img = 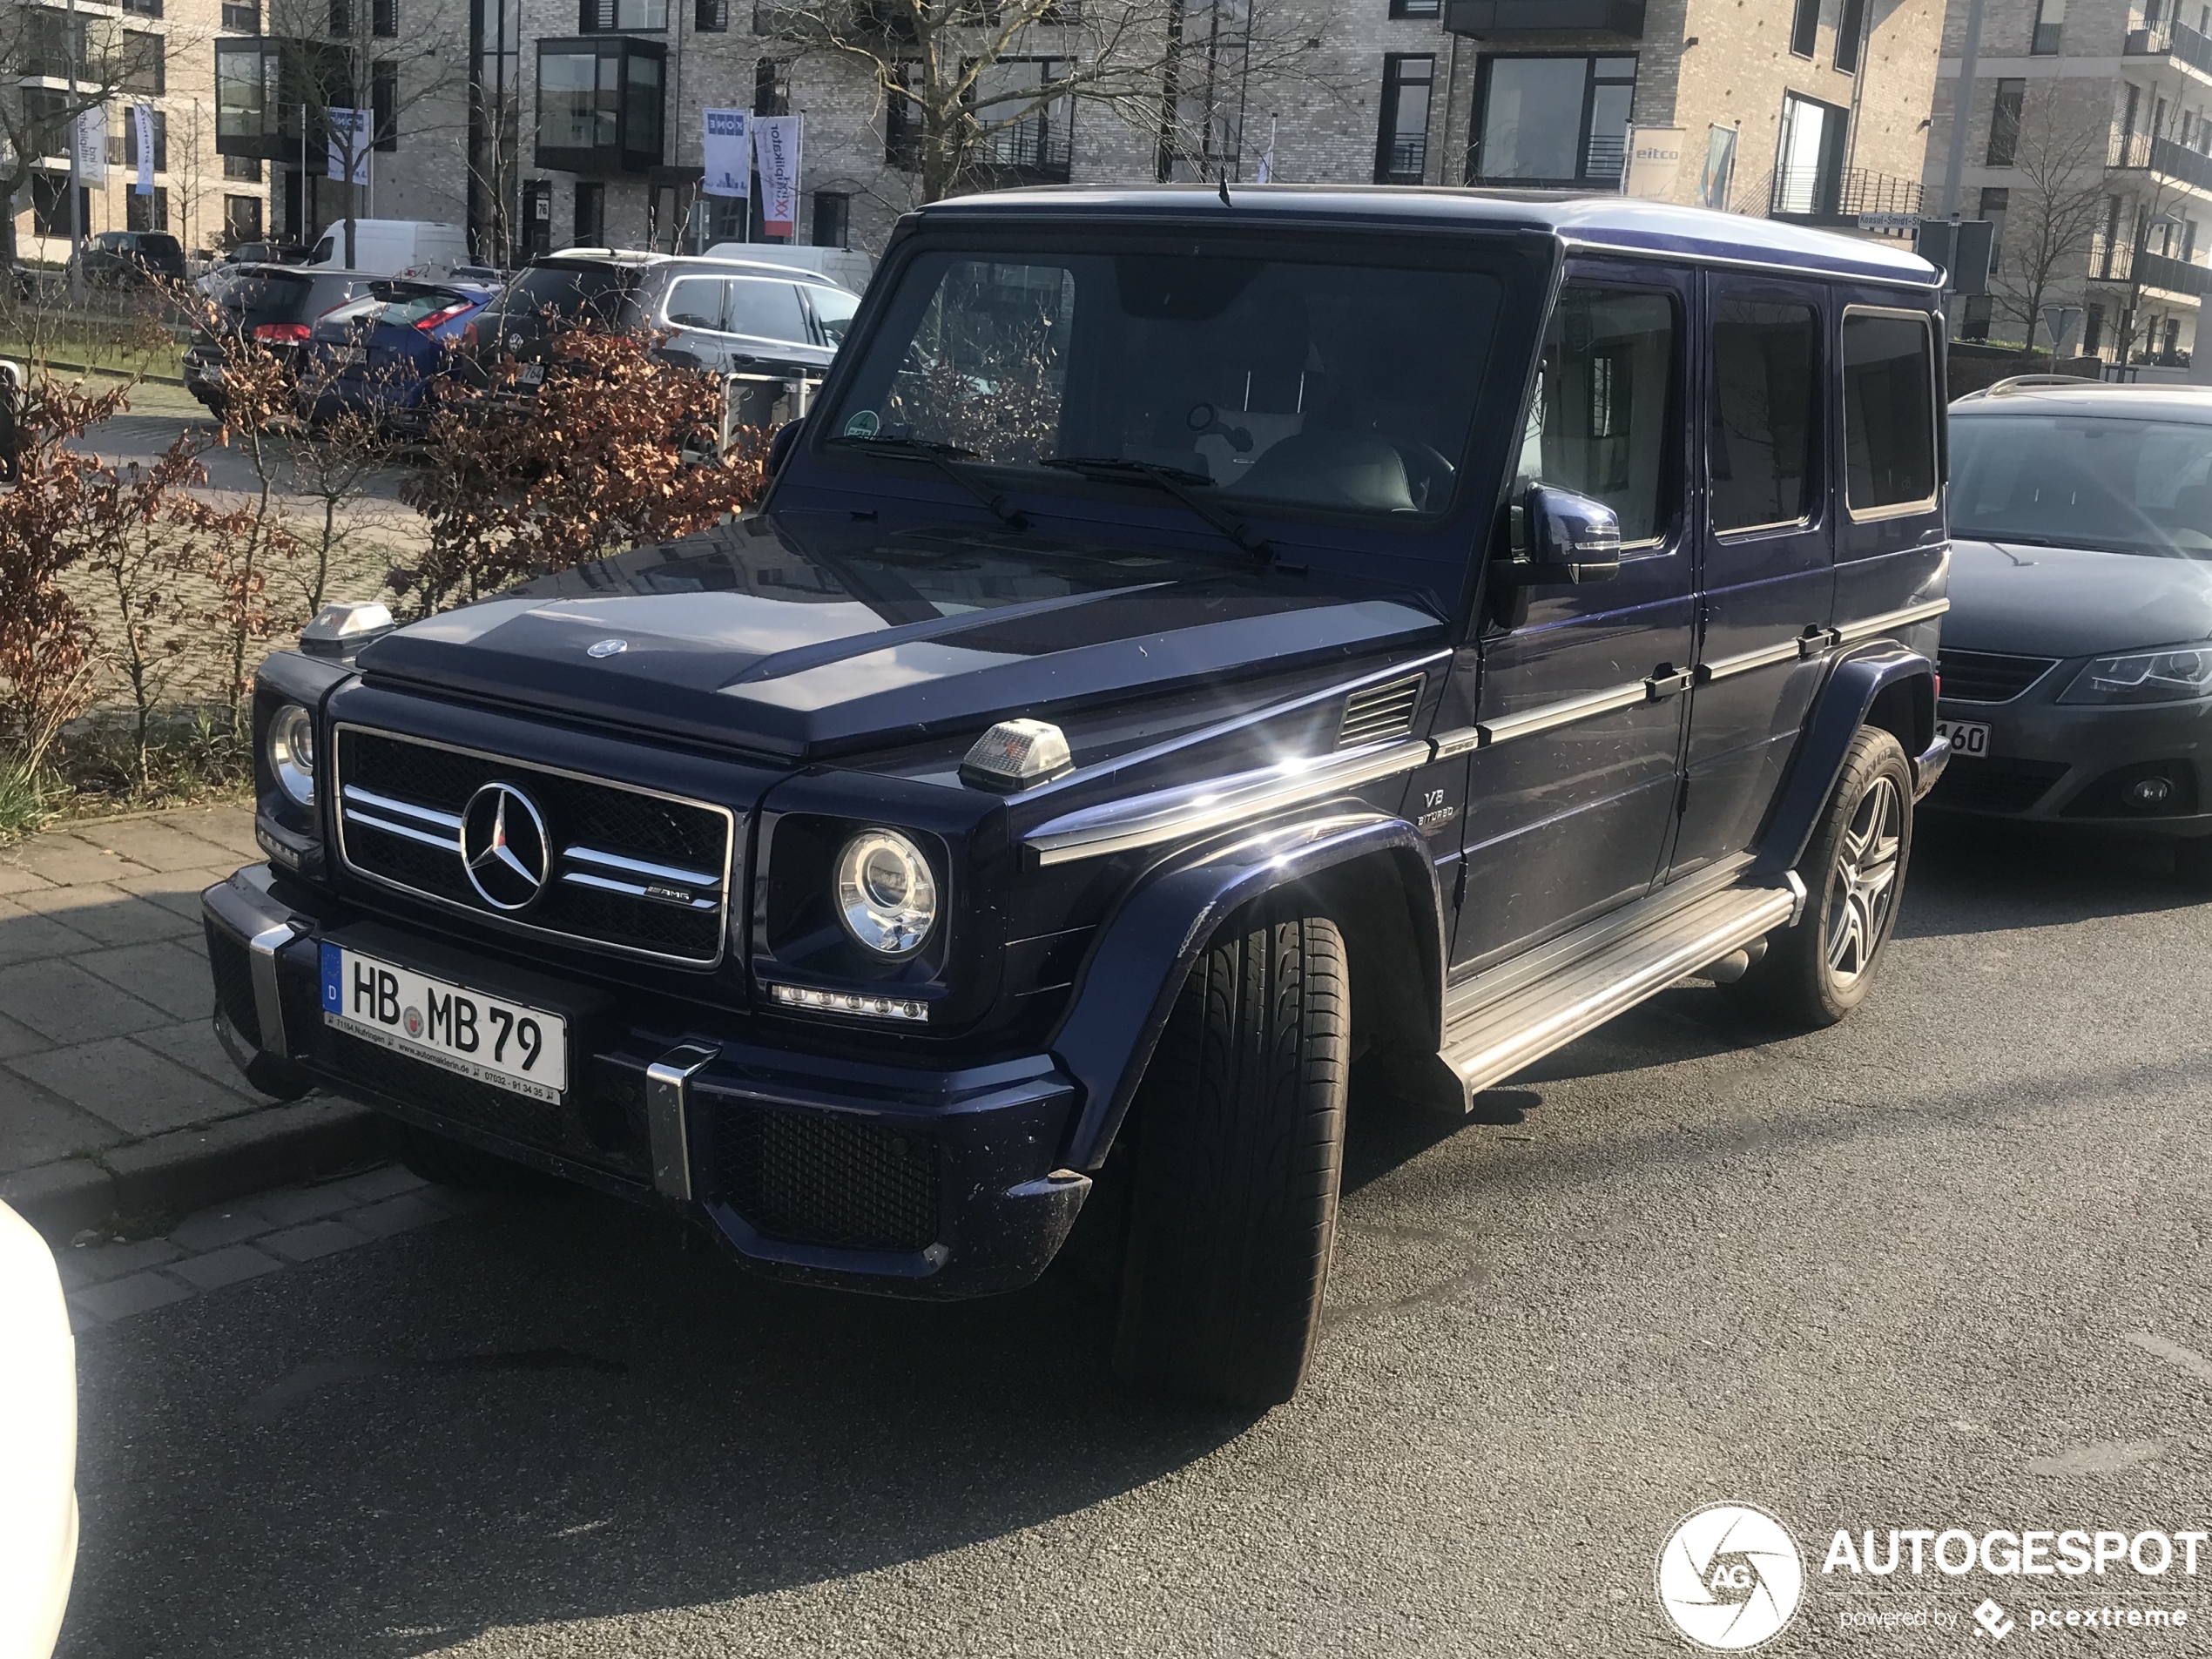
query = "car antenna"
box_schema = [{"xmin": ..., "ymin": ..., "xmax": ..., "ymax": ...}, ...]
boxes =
[{"xmin": 1217, "ymin": 166, "xmax": 1231, "ymax": 208}]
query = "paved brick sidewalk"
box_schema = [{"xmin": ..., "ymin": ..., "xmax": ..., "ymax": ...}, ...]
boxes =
[{"xmin": 0, "ymin": 805, "xmax": 381, "ymax": 1237}]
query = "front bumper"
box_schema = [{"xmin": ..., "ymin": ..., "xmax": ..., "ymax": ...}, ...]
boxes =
[
  {"xmin": 202, "ymin": 866, "xmax": 1089, "ymax": 1298},
  {"xmin": 1925, "ymin": 686, "xmax": 2212, "ymax": 836}
]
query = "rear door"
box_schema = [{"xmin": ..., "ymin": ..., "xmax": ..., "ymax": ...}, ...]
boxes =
[
  {"xmin": 1454, "ymin": 265, "xmax": 1696, "ymax": 972},
  {"xmin": 724, "ymin": 277, "xmax": 813, "ymax": 362},
  {"xmin": 664, "ymin": 274, "xmax": 733, "ymax": 370},
  {"xmin": 1669, "ymin": 274, "xmax": 1835, "ymax": 876}
]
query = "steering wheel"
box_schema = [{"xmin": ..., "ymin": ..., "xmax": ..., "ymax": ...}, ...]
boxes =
[{"xmin": 1384, "ymin": 437, "xmax": 1458, "ymax": 512}]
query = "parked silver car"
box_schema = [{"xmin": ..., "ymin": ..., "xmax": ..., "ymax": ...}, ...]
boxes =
[{"xmin": 1931, "ymin": 378, "xmax": 2212, "ymax": 883}]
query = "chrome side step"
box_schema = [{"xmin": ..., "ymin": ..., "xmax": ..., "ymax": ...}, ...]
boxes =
[{"xmin": 1441, "ymin": 879, "xmax": 1803, "ymax": 1099}]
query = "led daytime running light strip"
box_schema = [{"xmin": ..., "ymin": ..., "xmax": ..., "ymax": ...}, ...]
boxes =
[{"xmin": 767, "ymin": 981, "xmax": 929, "ymax": 1022}]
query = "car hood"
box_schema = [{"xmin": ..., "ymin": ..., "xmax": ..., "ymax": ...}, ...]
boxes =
[
  {"xmin": 1946, "ymin": 536, "xmax": 2212, "ymax": 657},
  {"xmin": 357, "ymin": 514, "xmax": 1446, "ymax": 759}
]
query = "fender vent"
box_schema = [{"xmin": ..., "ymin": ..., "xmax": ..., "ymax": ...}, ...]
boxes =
[{"xmin": 1339, "ymin": 674, "xmax": 1424, "ymax": 748}]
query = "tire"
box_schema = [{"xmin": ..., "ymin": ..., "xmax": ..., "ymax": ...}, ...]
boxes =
[
  {"xmin": 1730, "ymin": 725, "xmax": 1913, "ymax": 1028},
  {"xmin": 2175, "ymin": 835, "xmax": 2212, "ymax": 893},
  {"xmin": 393, "ymin": 1121, "xmax": 543, "ymax": 1192},
  {"xmin": 1111, "ymin": 907, "xmax": 1349, "ymax": 1408}
]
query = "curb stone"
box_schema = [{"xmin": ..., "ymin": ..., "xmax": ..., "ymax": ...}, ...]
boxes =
[{"xmin": 1, "ymin": 1097, "xmax": 392, "ymax": 1244}]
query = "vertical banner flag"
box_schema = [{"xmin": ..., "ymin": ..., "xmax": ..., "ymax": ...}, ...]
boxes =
[
  {"xmin": 756, "ymin": 114, "xmax": 801, "ymax": 238},
  {"xmin": 327, "ymin": 107, "xmax": 369, "ymax": 185},
  {"xmin": 72, "ymin": 106, "xmax": 108, "ymax": 186},
  {"xmin": 701, "ymin": 108, "xmax": 751, "ymax": 198},
  {"xmin": 1622, "ymin": 126, "xmax": 1686, "ymax": 200},
  {"xmin": 132, "ymin": 104, "xmax": 155, "ymax": 195},
  {"xmin": 1699, "ymin": 125, "xmax": 1739, "ymax": 212},
  {"xmin": 1255, "ymin": 116, "xmax": 1277, "ymax": 184}
]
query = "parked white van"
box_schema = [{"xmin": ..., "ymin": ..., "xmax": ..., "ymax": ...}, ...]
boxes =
[
  {"xmin": 701, "ymin": 241, "xmax": 872, "ymax": 294},
  {"xmin": 306, "ymin": 219, "xmax": 469, "ymax": 280}
]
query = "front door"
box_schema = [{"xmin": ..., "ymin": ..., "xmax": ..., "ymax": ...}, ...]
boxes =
[
  {"xmin": 1670, "ymin": 274, "xmax": 1835, "ymax": 875},
  {"xmin": 1454, "ymin": 266, "xmax": 1696, "ymax": 973}
]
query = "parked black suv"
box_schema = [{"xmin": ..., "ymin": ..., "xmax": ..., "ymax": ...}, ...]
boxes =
[
  {"xmin": 203, "ymin": 191, "xmax": 1951, "ymax": 1406},
  {"xmin": 182, "ymin": 265, "xmax": 377, "ymax": 415},
  {"xmin": 71, "ymin": 230, "xmax": 186, "ymax": 289}
]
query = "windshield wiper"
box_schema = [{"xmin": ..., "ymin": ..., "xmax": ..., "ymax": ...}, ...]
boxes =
[
  {"xmin": 829, "ymin": 435, "xmax": 1028, "ymax": 530},
  {"xmin": 1040, "ymin": 455, "xmax": 1272, "ymax": 563}
]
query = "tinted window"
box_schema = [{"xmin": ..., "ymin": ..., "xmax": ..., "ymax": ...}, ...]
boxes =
[
  {"xmin": 229, "ymin": 271, "xmax": 314, "ymax": 325},
  {"xmin": 1516, "ymin": 286, "xmax": 1676, "ymax": 543},
  {"xmin": 1710, "ymin": 298, "xmax": 1818, "ymax": 532},
  {"xmin": 494, "ymin": 260, "xmax": 632, "ymax": 328},
  {"xmin": 1951, "ymin": 413, "xmax": 2212, "ymax": 558},
  {"xmin": 665, "ymin": 277, "xmax": 724, "ymax": 330},
  {"xmin": 1842, "ymin": 312, "xmax": 1936, "ymax": 513},
  {"xmin": 808, "ymin": 285, "xmax": 860, "ymax": 345},
  {"xmin": 725, "ymin": 278, "xmax": 807, "ymax": 342}
]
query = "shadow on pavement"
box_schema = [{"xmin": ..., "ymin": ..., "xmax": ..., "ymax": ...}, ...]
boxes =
[
  {"xmin": 1895, "ymin": 813, "xmax": 2204, "ymax": 939},
  {"xmin": 59, "ymin": 1188, "xmax": 1252, "ymax": 1659}
]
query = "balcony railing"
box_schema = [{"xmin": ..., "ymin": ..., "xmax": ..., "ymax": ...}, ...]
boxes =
[
  {"xmin": 1765, "ymin": 165, "xmax": 1922, "ymax": 221},
  {"xmin": 969, "ymin": 109, "xmax": 1073, "ymax": 184},
  {"xmin": 2109, "ymin": 132, "xmax": 2212, "ymax": 192},
  {"xmin": 2125, "ymin": 18, "xmax": 2212, "ymax": 78},
  {"xmin": 2088, "ymin": 239, "xmax": 2212, "ymax": 296}
]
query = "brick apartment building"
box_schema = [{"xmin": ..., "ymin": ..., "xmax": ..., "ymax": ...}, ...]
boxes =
[
  {"xmin": 1922, "ymin": 0, "xmax": 2212, "ymax": 365},
  {"xmin": 206, "ymin": 0, "xmax": 1939, "ymax": 266},
  {"xmin": 10, "ymin": 0, "xmax": 273, "ymax": 262}
]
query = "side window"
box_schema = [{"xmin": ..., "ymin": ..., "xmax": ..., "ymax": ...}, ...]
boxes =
[
  {"xmin": 725, "ymin": 278, "xmax": 809, "ymax": 343},
  {"xmin": 1710, "ymin": 297, "xmax": 1819, "ymax": 533},
  {"xmin": 664, "ymin": 277, "xmax": 725, "ymax": 331},
  {"xmin": 1518, "ymin": 285, "xmax": 1676, "ymax": 545},
  {"xmin": 1842, "ymin": 310, "xmax": 1937, "ymax": 514}
]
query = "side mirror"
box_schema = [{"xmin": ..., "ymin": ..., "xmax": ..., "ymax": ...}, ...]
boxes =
[
  {"xmin": 766, "ymin": 415, "xmax": 806, "ymax": 477},
  {"xmin": 1494, "ymin": 484, "xmax": 1622, "ymax": 586}
]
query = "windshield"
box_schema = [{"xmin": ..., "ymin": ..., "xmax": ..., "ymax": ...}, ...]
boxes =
[
  {"xmin": 810, "ymin": 285, "xmax": 860, "ymax": 346},
  {"xmin": 1952, "ymin": 412, "xmax": 2212, "ymax": 558},
  {"xmin": 825, "ymin": 248, "xmax": 1502, "ymax": 517}
]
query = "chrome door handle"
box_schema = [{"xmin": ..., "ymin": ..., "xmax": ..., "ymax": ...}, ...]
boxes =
[{"xmin": 1645, "ymin": 666, "xmax": 1696, "ymax": 700}]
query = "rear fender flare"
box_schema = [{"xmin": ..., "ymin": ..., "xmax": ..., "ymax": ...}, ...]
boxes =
[
  {"xmin": 1049, "ymin": 813, "xmax": 1443, "ymax": 1172},
  {"xmin": 1753, "ymin": 642, "xmax": 1933, "ymax": 880}
]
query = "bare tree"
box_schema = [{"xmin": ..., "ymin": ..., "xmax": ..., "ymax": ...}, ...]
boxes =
[
  {"xmin": 0, "ymin": 10, "xmax": 184, "ymax": 266},
  {"xmin": 759, "ymin": 0, "xmax": 1335, "ymax": 206},
  {"xmin": 1990, "ymin": 99, "xmax": 2109, "ymax": 353}
]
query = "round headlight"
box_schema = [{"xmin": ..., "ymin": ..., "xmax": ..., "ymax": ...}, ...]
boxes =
[
  {"xmin": 834, "ymin": 829, "xmax": 938, "ymax": 956},
  {"xmin": 266, "ymin": 704, "xmax": 315, "ymax": 807}
]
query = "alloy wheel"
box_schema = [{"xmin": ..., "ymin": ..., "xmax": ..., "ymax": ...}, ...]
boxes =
[{"xmin": 1824, "ymin": 775, "xmax": 1902, "ymax": 985}]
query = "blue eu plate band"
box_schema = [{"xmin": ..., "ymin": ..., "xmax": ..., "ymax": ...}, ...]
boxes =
[{"xmin": 644, "ymin": 1043, "xmax": 720, "ymax": 1202}]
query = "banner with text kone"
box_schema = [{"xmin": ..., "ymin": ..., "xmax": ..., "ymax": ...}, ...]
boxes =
[
  {"xmin": 327, "ymin": 107, "xmax": 369, "ymax": 185},
  {"xmin": 702, "ymin": 108, "xmax": 751, "ymax": 199},
  {"xmin": 755, "ymin": 115, "xmax": 801, "ymax": 238}
]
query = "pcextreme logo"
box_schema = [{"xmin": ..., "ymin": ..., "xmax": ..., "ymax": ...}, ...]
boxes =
[{"xmin": 1656, "ymin": 1503, "xmax": 1807, "ymax": 1650}]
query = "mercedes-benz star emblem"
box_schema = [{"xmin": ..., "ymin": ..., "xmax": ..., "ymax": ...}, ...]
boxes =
[
  {"xmin": 587, "ymin": 637, "xmax": 628, "ymax": 658},
  {"xmin": 460, "ymin": 782, "xmax": 550, "ymax": 912}
]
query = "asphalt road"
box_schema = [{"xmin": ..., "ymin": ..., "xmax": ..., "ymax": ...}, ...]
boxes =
[
  {"xmin": 75, "ymin": 412, "xmax": 421, "ymax": 502},
  {"xmin": 52, "ymin": 814, "xmax": 2212, "ymax": 1657}
]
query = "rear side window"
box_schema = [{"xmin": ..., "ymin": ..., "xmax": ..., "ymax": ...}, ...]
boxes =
[
  {"xmin": 1517, "ymin": 285, "xmax": 1678, "ymax": 545},
  {"xmin": 1710, "ymin": 297, "xmax": 1819, "ymax": 533},
  {"xmin": 1842, "ymin": 310, "xmax": 1937, "ymax": 515},
  {"xmin": 665, "ymin": 277, "xmax": 725, "ymax": 331},
  {"xmin": 725, "ymin": 278, "xmax": 807, "ymax": 343}
]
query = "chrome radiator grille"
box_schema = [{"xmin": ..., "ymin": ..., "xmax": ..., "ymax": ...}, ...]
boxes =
[{"xmin": 334, "ymin": 726, "xmax": 735, "ymax": 967}]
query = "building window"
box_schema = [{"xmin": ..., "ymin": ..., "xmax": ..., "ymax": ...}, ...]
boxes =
[
  {"xmin": 1389, "ymin": 0, "xmax": 1440, "ymax": 14},
  {"xmin": 374, "ymin": 0, "xmax": 397, "ymax": 33},
  {"xmin": 371, "ymin": 61, "xmax": 398, "ymax": 149},
  {"xmin": 122, "ymin": 0, "xmax": 162, "ymax": 18},
  {"xmin": 1773, "ymin": 91, "xmax": 1850, "ymax": 215},
  {"xmin": 1987, "ymin": 78, "xmax": 2025, "ymax": 165},
  {"xmin": 330, "ymin": 0, "xmax": 350, "ymax": 31},
  {"xmin": 122, "ymin": 30, "xmax": 164, "ymax": 94},
  {"xmin": 125, "ymin": 107, "xmax": 168, "ymax": 172},
  {"xmin": 535, "ymin": 37, "xmax": 665, "ymax": 172},
  {"xmin": 1375, "ymin": 54, "xmax": 1434, "ymax": 184},
  {"xmin": 579, "ymin": 0, "xmax": 666, "ymax": 29},
  {"xmin": 126, "ymin": 186, "xmax": 169, "ymax": 231},
  {"xmin": 970, "ymin": 58, "xmax": 1073, "ymax": 180},
  {"xmin": 695, "ymin": 0, "xmax": 727, "ymax": 28},
  {"xmin": 575, "ymin": 179, "xmax": 604, "ymax": 244},
  {"xmin": 523, "ymin": 178, "xmax": 552, "ymax": 256},
  {"xmin": 812, "ymin": 190, "xmax": 849, "ymax": 247},
  {"xmin": 2083, "ymin": 302, "xmax": 2104, "ymax": 354},
  {"xmin": 222, "ymin": 0, "xmax": 260, "ymax": 30},
  {"xmin": 886, "ymin": 59, "xmax": 924, "ymax": 168},
  {"xmin": 21, "ymin": 91, "xmax": 66, "ymax": 163},
  {"xmin": 1790, "ymin": 0, "xmax": 1819, "ymax": 58},
  {"xmin": 754, "ymin": 57, "xmax": 790, "ymax": 115},
  {"xmin": 223, "ymin": 192, "xmax": 263, "ymax": 244},
  {"xmin": 1834, "ymin": 0, "xmax": 1867, "ymax": 70},
  {"xmin": 2032, "ymin": 0, "xmax": 2065, "ymax": 55},
  {"xmin": 1470, "ymin": 54, "xmax": 1635, "ymax": 187},
  {"xmin": 224, "ymin": 152, "xmax": 261, "ymax": 179},
  {"xmin": 1979, "ymin": 184, "xmax": 2010, "ymax": 270},
  {"xmin": 1959, "ymin": 293, "xmax": 1994, "ymax": 342},
  {"xmin": 31, "ymin": 175, "xmax": 87, "ymax": 239}
]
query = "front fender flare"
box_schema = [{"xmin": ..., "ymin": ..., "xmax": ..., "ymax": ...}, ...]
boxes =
[
  {"xmin": 1752, "ymin": 642, "xmax": 1934, "ymax": 881},
  {"xmin": 1049, "ymin": 812, "xmax": 1441, "ymax": 1172}
]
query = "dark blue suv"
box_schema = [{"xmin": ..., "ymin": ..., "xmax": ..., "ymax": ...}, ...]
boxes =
[{"xmin": 203, "ymin": 190, "xmax": 1950, "ymax": 1407}]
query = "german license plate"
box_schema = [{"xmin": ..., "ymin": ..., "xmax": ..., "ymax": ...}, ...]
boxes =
[
  {"xmin": 1936, "ymin": 718, "xmax": 1991, "ymax": 758},
  {"xmin": 516, "ymin": 361, "xmax": 544, "ymax": 385},
  {"xmin": 334, "ymin": 345, "xmax": 366, "ymax": 367},
  {"xmin": 320, "ymin": 943, "xmax": 567, "ymax": 1102}
]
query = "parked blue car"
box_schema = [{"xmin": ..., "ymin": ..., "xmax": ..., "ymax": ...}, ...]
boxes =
[{"xmin": 295, "ymin": 279, "xmax": 498, "ymax": 435}]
